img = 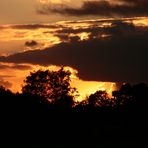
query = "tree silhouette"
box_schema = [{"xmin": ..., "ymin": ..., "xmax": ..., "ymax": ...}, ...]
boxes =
[
  {"xmin": 22, "ymin": 67, "xmax": 77, "ymax": 107},
  {"xmin": 87, "ymin": 90, "xmax": 114, "ymax": 107},
  {"xmin": 132, "ymin": 83, "xmax": 148, "ymax": 107},
  {"xmin": 0, "ymin": 85, "xmax": 11, "ymax": 94},
  {"xmin": 0, "ymin": 85, "xmax": 15, "ymax": 111},
  {"xmin": 0, "ymin": 85, "xmax": 13, "ymax": 101},
  {"xmin": 112, "ymin": 83, "xmax": 134, "ymax": 106}
]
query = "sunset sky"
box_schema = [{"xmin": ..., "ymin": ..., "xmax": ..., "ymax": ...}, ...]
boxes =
[{"xmin": 0, "ymin": 0, "xmax": 148, "ymax": 100}]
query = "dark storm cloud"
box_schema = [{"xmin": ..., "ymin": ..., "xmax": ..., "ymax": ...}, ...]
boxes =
[
  {"xmin": 38, "ymin": 0, "xmax": 148, "ymax": 17},
  {"xmin": 0, "ymin": 21, "xmax": 148, "ymax": 83}
]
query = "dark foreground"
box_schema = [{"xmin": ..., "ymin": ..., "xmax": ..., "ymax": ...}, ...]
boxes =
[
  {"xmin": 1, "ymin": 82, "xmax": 148, "ymax": 147},
  {"xmin": 0, "ymin": 105, "xmax": 147, "ymax": 147}
]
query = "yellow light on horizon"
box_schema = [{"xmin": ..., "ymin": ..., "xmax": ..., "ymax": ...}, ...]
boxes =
[
  {"xmin": 73, "ymin": 80, "xmax": 116, "ymax": 102},
  {"xmin": 0, "ymin": 63, "xmax": 116, "ymax": 102}
]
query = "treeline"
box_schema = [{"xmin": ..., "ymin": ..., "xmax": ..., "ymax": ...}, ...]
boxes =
[
  {"xmin": 0, "ymin": 67, "xmax": 148, "ymax": 112},
  {"xmin": 0, "ymin": 67, "xmax": 148, "ymax": 146}
]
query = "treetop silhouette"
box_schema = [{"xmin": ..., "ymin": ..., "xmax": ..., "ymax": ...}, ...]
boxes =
[
  {"xmin": 87, "ymin": 90, "xmax": 114, "ymax": 107},
  {"xmin": 22, "ymin": 67, "xmax": 78, "ymax": 106}
]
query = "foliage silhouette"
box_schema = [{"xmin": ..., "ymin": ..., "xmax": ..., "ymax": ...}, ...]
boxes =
[
  {"xmin": 0, "ymin": 85, "xmax": 13, "ymax": 105},
  {"xmin": 22, "ymin": 67, "xmax": 78, "ymax": 108},
  {"xmin": 0, "ymin": 85, "xmax": 12, "ymax": 95},
  {"xmin": 132, "ymin": 83, "xmax": 148, "ymax": 107},
  {"xmin": 112, "ymin": 83, "xmax": 148, "ymax": 108},
  {"xmin": 0, "ymin": 80, "xmax": 148, "ymax": 146},
  {"xmin": 112, "ymin": 83, "xmax": 133, "ymax": 106},
  {"xmin": 87, "ymin": 90, "xmax": 114, "ymax": 107}
]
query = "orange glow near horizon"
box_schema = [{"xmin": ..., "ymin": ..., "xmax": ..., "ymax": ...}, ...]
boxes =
[
  {"xmin": 72, "ymin": 80, "xmax": 116, "ymax": 101},
  {"xmin": 0, "ymin": 17, "xmax": 147, "ymax": 101},
  {"xmin": 133, "ymin": 17, "xmax": 148, "ymax": 26},
  {"xmin": 0, "ymin": 62, "xmax": 116, "ymax": 102},
  {"xmin": 64, "ymin": 66, "xmax": 116, "ymax": 101}
]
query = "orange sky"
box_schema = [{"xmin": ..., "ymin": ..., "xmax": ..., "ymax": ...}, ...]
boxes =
[
  {"xmin": 0, "ymin": 0, "xmax": 89, "ymax": 24},
  {"xmin": 0, "ymin": 0, "xmax": 148, "ymax": 25},
  {"xmin": 0, "ymin": 0, "xmax": 148, "ymax": 100},
  {"xmin": 0, "ymin": 17, "xmax": 148, "ymax": 100},
  {"xmin": 0, "ymin": 62, "xmax": 116, "ymax": 101}
]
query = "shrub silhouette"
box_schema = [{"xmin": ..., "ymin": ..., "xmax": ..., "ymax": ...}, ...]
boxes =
[
  {"xmin": 112, "ymin": 83, "xmax": 133, "ymax": 106},
  {"xmin": 22, "ymin": 67, "xmax": 78, "ymax": 108},
  {"xmin": 0, "ymin": 85, "xmax": 13, "ymax": 102},
  {"xmin": 87, "ymin": 90, "xmax": 114, "ymax": 107},
  {"xmin": 132, "ymin": 83, "xmax": 148, "ymax": 107}
]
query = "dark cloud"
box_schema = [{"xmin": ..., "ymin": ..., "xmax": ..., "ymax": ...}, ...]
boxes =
[
  {"xmin": 25, "ymin": 40, "xmax": 38, "ymax": 47},
  {"xmin": 11, "ymin": 24, "xmax": 60, "ymax": 30},
  {"xmin": 0, "ymin": 21, "xmax": 148, "ymax": 83},
  {"xmin": 0, "ymin": 24, "xmax": 62, "ymax": 30},
  {"xmin": 55, "ymin": 26, "xmax": 101, "ymax": 34},
  {"xmin": 55, "ymin": 34, "xmax": 69, "ymax": 41},
  {"xmin": 55, "ymin": 34, "xmax": 81, "ymax": 42},
  {"xmin": 55, "ymin": 19, "xmax": 135, "ymax": 33},
  {"xmin": 59, "ymin": 17, "xmax": 135, "ymax": 25},
  {"xmin": 38, "ymin": 0, "xmax": 148, "ymax": 17},
  {"xmin": 55, "ymin": 21, "xmax": 136, "ymax": 41},
  {"xmin": 69, "ymin": 36, "xmax": 80, "ymax": 42}
]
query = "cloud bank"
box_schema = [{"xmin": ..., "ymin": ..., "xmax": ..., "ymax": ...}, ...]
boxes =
[
  {"xmin": 0, "ymin": 20, "xmax": 148, "ymax": 83},
  {"xmin": 38, "ymin": 0, "xmax": 148, "ymax": 17}
]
